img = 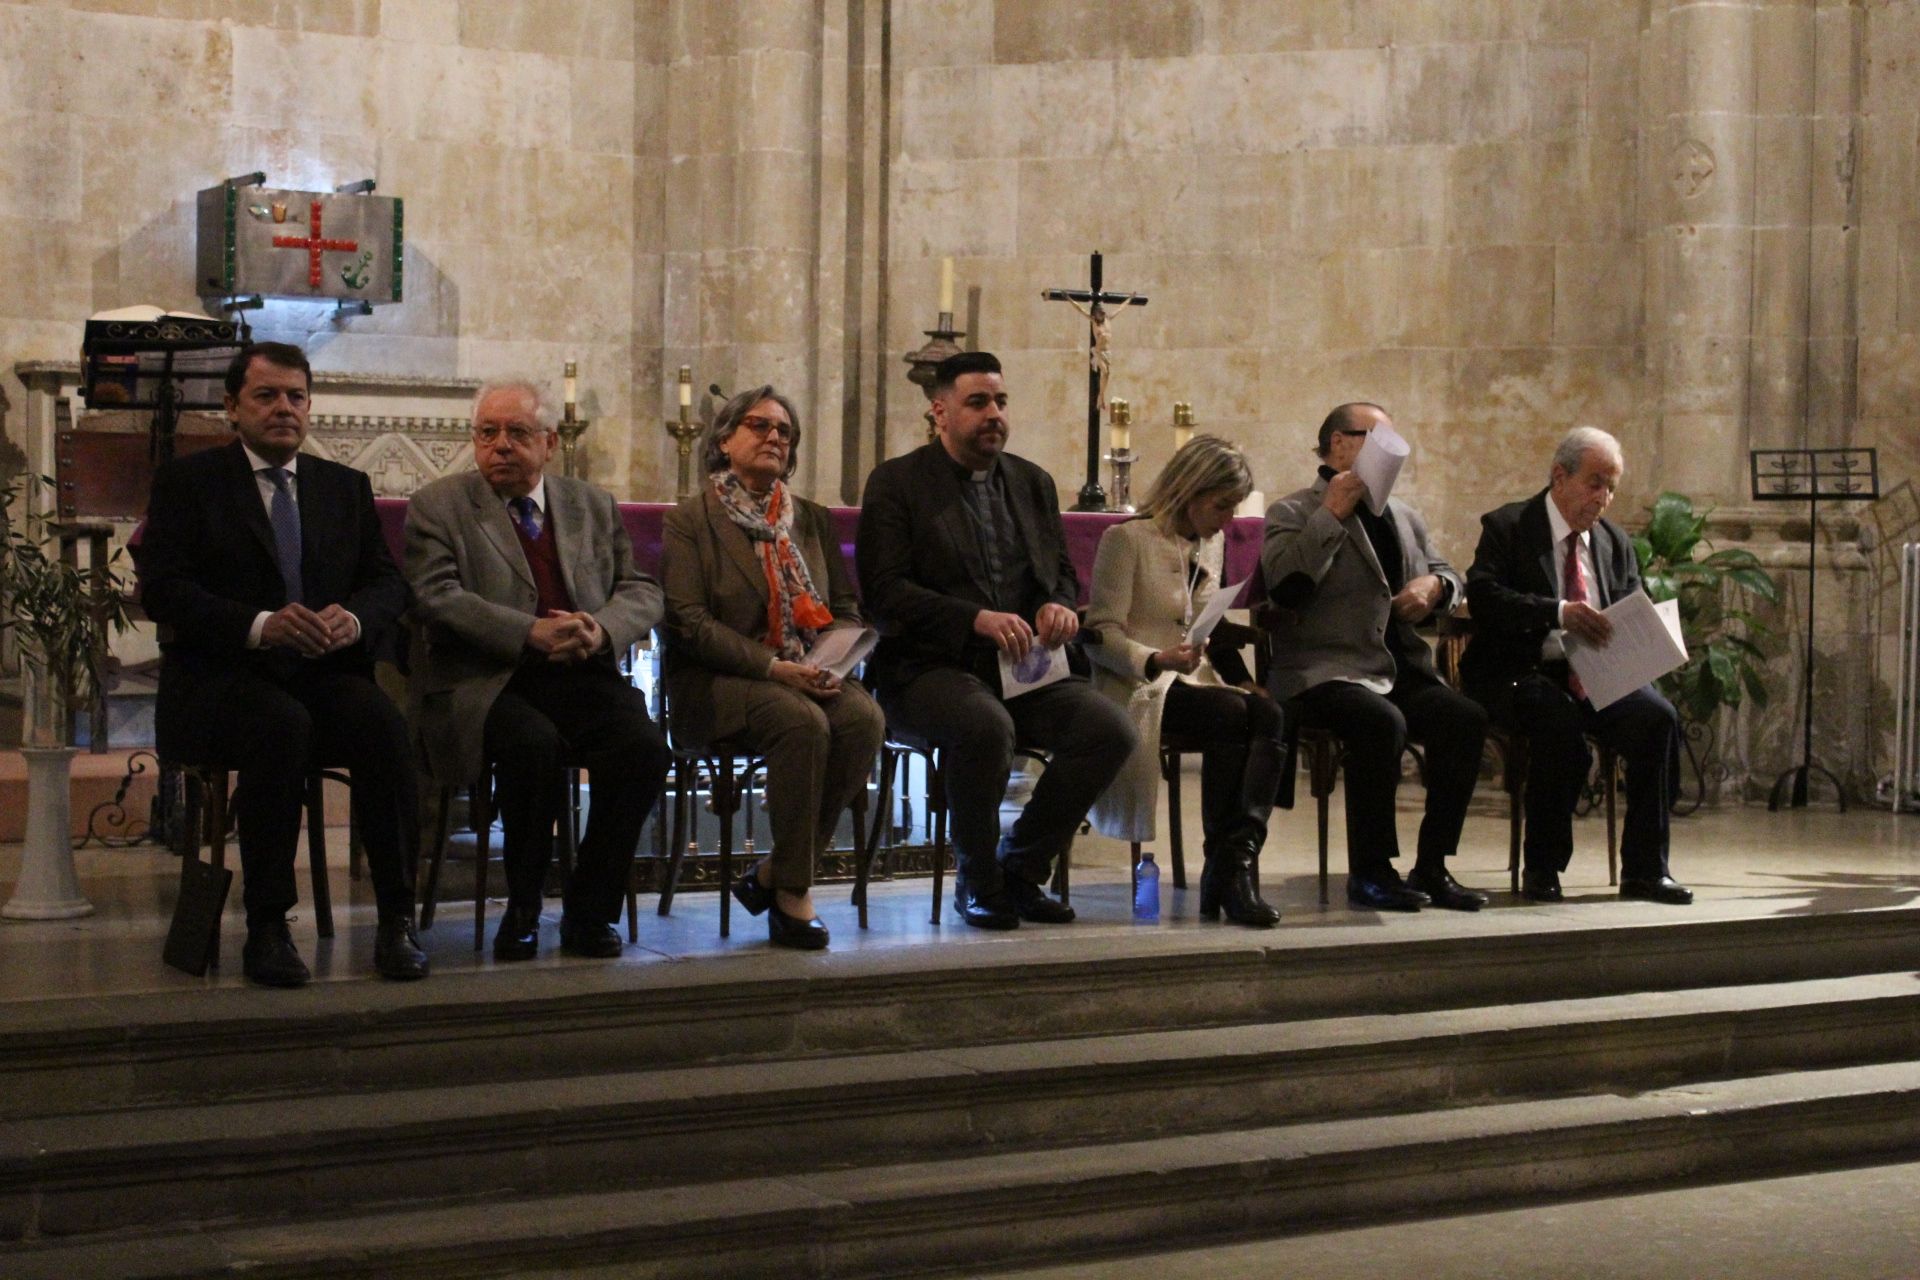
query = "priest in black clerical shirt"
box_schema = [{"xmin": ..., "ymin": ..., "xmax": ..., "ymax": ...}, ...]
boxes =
[
  {"xmin": 1259, "ymin": 402, "xmax": 1489, "ymax": 913},
  {"xmin": 857, "ymin": 350, "xmax": 1136, "ymax": 930}
]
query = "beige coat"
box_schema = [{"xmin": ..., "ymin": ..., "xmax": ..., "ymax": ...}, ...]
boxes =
[{"xmin": 1084, "ymin": 516, "xmax": 1236, "ymax": 842}]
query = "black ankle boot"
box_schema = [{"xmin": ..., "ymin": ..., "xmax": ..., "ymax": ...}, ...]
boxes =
[{"xmin": 1205, "ymin": 841, "xmax": 1280, "ymax": 928}]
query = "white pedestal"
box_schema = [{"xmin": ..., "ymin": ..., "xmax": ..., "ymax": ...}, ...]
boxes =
[{"xmin": 3, "ymin": 746, "xmax": 94, "ymax": 920}]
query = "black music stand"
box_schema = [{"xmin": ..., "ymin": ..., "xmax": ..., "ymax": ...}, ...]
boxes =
[
  {"xmin": 1750, "ymin": 447, "xmax": 1878, "ymax": 811},
  {"xmin": 80, "ymin": 314, "xmax": 240, "ymax": 466}
]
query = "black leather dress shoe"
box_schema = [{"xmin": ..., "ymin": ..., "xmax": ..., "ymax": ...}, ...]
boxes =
[
  {"xmin": 492, "ymin": 901, "xmax": 541, "ymax": 961},
  {"xmin": 954, "ymin": 885, "xmax": 1019, "ymax": 930},
  {"xmin": 768, "ymin": 899, "xmax": 830, "ymax": 950},
  {"xmin": 1407, "ymin": 865, "xmax": 1489, "ymax": 912},
  {"xmin": 1520, "ymin": 869, "xmax": 1563, "ymax": 903},
  {"xmin": 559, "ymin": 916, "xmax": 623, "ymax": 958},
  {"xmin": 731, "ymin": 863, "xmax": 774, "ymax": 917},
  {"xmin": 1620, "ymin": 875, "xmax": 1694, "ymax": 905},
  {"xmin": 1345, "ymin": 874, "xmax": 1425, "ymax": 912},
  {"xmin": 242, "ymin": 919, "xmax": 311, "ymax": 988},
  {"xmin": 1004, "ymin": 876, "xmax": 1076, "ymax": 923},
  {"xmin": 373, "ymin": 912, "xmax": 429, "ymax": 981}
]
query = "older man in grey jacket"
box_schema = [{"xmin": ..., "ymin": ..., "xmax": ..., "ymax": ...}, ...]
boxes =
[
  {"xmin": 1262, "ymin": 402, "xmax": 1487, "ymax": 913},
  {"xmin": 406, "ymin": 378, "xmax": 669, "ymax": 961}
]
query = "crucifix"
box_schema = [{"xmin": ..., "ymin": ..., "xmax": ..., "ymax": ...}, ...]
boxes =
[{"xmin": 1043, "ymin": 250, "xmax": 1148, "ymax": 511}]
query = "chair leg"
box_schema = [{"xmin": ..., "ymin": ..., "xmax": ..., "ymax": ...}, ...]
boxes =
[
  {"xmin": 206, "ymin": 769, "xmax": 230, "ymax": 968},
  {"xmin": 851, "ymin": 784, "xmax": 873, "ymax": 930},
  {"xmin": 473, "ymin": 774, "xmax": 493, "ymax": 952},
  {"xmin": 1164, "ymin": 749, "xmax": 1187, "ymax": 890},
  {"xmin": 714, "ymin": 758, "xmax": 735, "ymax": 939},
  {"xmin": 928, "ymin": 752, "xmax": 946, "ymax": 926},
  {"xmin": 660, "ymin": 756, "xmax": 690, "ymax": 917},
  {"xmin": 420, "ymin": 784, "xmax": 454, "ymax": 929},
  {"xmin": 857, "ymin": 748, "xmax": 898, "ymax": 929},
  {"xmin": 305, "ymin": 772, "xmax": 334, "ymax": 940},
  {"xmin": 1604, "ymin": 748, "xmax": 1620, "ymax": 886}
]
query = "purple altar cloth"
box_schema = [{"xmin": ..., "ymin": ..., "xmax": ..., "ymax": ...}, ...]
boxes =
[{"xmin": 375, "ymin": 499, "xmax": 1264, "ymax": 608}]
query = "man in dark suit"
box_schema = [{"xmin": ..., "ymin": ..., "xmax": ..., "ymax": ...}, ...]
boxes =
[
  {"xmin": 140, "ymin": 342, "xmax": 427, "ymax": 986},
  {"xmin": 1462, "ymin": 425, "xmax": 1691, "ymax": 905},
  {"xmin": 405, "ymin": 379, "xmax": 669, "ymax": 961},
  {"xmin": 858, "ymin": 350, "xmax": 1135, "ymax": 930},
  {"xmin": 1262, "ymin": 402, "xmax": 1488, "ymax": 913}
]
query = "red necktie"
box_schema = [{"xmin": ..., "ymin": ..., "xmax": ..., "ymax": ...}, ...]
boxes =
[{"xmin": 1563, "ymin": 531, "xmax": 1588, "ymax": 700}]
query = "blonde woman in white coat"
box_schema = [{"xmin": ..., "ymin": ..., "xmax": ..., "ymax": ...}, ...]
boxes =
[{"xmin": 1086, "ymin": 436, "xmax": 1285, "ymax": 927}]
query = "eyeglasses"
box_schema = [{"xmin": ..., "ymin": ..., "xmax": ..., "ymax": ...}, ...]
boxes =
[
  {"xmin": 473, "ymin": 425, "xmax": 543, "ymax": 447},
  {"xmin": 737, "ymin": 415, "xmax": 794, "ymax": 441},
  {"xmin": 1333, "ymin": 427, "xmax": 1372, "ymax": 438}
]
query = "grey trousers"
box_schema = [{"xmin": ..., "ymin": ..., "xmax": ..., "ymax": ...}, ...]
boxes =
[
  {"xmin": 711, "ymin": 675, "xmax": 886, "ymax": 892},
  {"xmin": 881, "ymin": 666, "xmax": 1137, "ymax": 890}
]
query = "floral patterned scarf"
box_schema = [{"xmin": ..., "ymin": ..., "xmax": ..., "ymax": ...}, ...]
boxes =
[{"xmin": 713, "ymin": 471, "xmax": 834, "ymax": 661}]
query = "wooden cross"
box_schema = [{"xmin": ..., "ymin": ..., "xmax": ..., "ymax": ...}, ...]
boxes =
[
  {"xmin": 1043, "ymin": 250, "xmax": 1148, "ymax": 510},
  {"xmin": 272, "ymin": 199, "xmax": 359, "ymax": 289}
]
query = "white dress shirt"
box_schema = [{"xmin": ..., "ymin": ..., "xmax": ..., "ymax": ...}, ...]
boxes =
[{"xmin": 241, "ymin": 445, "xmax": 359, "ymax": 651}]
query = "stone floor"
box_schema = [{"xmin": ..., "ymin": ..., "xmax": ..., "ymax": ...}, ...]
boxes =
[
  {"xmin": 973, "ymin": 1158, "xmax": 1920, "ymax": 1280},
  {"xmin": 1, "ymin": 771, "xmax": 1915, "ymax": 1004}
]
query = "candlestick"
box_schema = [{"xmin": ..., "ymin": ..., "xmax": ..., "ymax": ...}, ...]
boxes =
[
  {"xmin": 1173, "ymin": 401, "xmax": 1194, "ymax": 452},
  {"xmin": 563, "ymin": 359, "xmax": 577, "ymax": 416},
  {"xmin": 939, "ymin": 257, "xmax": 954, "ymax": 314},
  {"xmin": 665, "ymin": 365, "xmax": 701, "ymax": 500},
  {"xmin": 1109, "ymin": 397, "xmax": 1131, "ymax": 452}
]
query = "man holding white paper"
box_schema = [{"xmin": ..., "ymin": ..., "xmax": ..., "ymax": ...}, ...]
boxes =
[
  {"xmin": 1262, "ymin": 403, "xmax": 1489, "ymax": 913},
  {"xmin": 859, "ymin": 351, "xmax": 1136, "ymax": 930},
  {"xmin": 1462, "ymin": 426, "xmax": 1691, "ymax": 905}
]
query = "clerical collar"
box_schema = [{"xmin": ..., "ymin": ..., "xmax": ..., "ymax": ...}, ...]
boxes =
[
  {"xmin": 944, "ymin": 451, "xmax": 998, "ymax": 484},
  {"xmin": 242, "ymin": 443, "xmax": 298, "ymax": 476}
]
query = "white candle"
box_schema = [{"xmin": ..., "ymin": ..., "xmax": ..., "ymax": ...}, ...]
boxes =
[
  {"xmin": 939, "ymin": 257, "xmax": 954, "ymax": 313},
  {"xmin": 563, "ymin": 359, "xmax": 577, "ymax": 408},
  {"xmin": 677, "ymin": 366, "xmax": 692, "ymax": 407},
  {"xmin": 1110, "ymin": 399, "xmax": 1131, "ymax": 452}
]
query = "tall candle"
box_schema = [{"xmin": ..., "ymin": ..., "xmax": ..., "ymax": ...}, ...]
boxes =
[
  {"xmin": 563, "ymin": 359, "xmax": 577, "ymax": 409},
  {"xmin": 1173, "ymin": 402, "xmax": 1193, "ymax": 451},
  {"xmin": 1109, "ymin": 398, "xmax": 1131, "ymax": 451},
  {"xmin": 939, "ymin": 257, "xmax": 954, "ymax": 314},
  {"xmin": 677, "ymin": 365, "xmax": 693, "ymax": 407}
]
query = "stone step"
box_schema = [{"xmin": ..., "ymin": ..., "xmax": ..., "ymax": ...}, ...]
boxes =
[
  {"xmin": 4, "ymin": 972, "xmax": 1916, "ymax": 1243},
  {"xmin": 5, "ymin": 908, "xmax": 1917, "ymax": 1120},
  {"xmin": 7, "ymin": 1059, "xmax": 1918, "ymax": 1280}
]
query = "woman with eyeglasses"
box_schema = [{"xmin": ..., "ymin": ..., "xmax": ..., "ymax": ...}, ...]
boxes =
[
  {"xmin": 1085, "ymin": 434, "xmax": 1286, "ymax": 927},
  {"xmin": 659, "ymin": 385, "xmax": 885, "ymax": 949}
]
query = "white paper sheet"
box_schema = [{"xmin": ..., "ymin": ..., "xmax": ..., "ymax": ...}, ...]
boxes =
[
  {"xmin": 1185, "ymin": 575, "xmax": 1249, "ymax": 648},
  {"xmin": 1563, "ymin": 594, "xmax": 1689, "ymax": 711},
  {"xmin": 1353, "ymin": 421, "xmax": 1410, "ymax": 515},
  {"xmin": 802, "ymin": 626, "xmax": 878, "ymax": 679},
  {"xmin": 999, "ymin": 644, "xmax": 1071, "ymax": 697}
]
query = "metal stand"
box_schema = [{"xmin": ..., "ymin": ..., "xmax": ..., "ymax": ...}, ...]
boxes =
[
  {"xmin": 1751, "ymin": 448, "xmax": 1877, "ymax": 811},
  {"xmin": 903, "ymin": 312, "xmax": 966, "ymax": 441},
  {"xmin": 665, "ymin": 365, "xmax": 700, "ymax": 500},
  {"xmin": 1106, "ymin": 447, "xmax": 1134, "ymax": 512}
]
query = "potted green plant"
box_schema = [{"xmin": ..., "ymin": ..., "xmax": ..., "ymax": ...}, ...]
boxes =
[
  {"xmin": 1632, "ymin": 491, "xmax": 1781, "ymax": 805},
  {"xmin": 1, "ymin": 473, "xmax": 132, "ymax": 919}
]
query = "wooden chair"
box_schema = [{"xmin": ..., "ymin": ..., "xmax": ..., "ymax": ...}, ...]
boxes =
[
  {"xmin": 177, "ymin": 762, "xmax": 348, "ymax": 965},
  {"xmin": 419, "ymin": 757, "xmax": 642, "ymax": 951}
]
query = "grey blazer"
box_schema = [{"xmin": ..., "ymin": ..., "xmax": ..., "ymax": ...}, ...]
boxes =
[
  {"xmin": 1259, "ymin": 475, "xmax": 1461, "ymax": 700},
  {"xmin": 658, "ymin": 486, "xmax": 863, "ymax": 747},
  {"xmin": 403, "ymin": 469, "xmax": 663, "ymax": 784}
]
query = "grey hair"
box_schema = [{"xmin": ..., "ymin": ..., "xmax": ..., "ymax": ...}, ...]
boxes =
[
  {"xmin": 1551, "ymin": 425, "xmax": 1623, "ymax": 479},
  {"xmin": 702, "ymin": 384, "xmax": 802, "ymax": 479},
  {"xmin": 471, "ymin": 378, "xmax": 560, "ymax": 433}
]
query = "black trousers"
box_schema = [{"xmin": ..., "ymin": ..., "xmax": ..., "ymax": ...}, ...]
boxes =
[
  {"xmin": 1473, "ymin": 673, "xmax": 1679, "ymax": 882},
  {"xmin": 1292, "ymin": 672, "xmax": 1486, "ymax": 878},
  {"xmin": 881, "ymin": 666, "xmax": 1136, "ymax": 890},
  {"xmin": 173, "ymin": 665, "xmax": 417, "ymax": 926},
  {"xmin": 482, "ymin": 658, "xmax": 670, "ymax": 924},
  {"xmin": 1159, "ymin": 682, "xmax": 1287, "ymax": 854}
]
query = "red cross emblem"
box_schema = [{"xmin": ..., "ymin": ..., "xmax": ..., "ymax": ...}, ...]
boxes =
[{"xmin": 271, "ymin": 199, "xmax": 359, "ymax": 289}]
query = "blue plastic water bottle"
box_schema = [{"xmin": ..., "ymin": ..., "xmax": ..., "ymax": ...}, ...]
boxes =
[{"xmin": 1133, "ymin": 852, "xmax": 1161, "ymax": 922}]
